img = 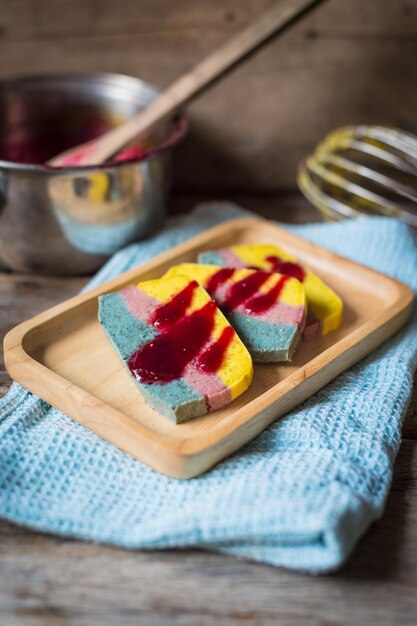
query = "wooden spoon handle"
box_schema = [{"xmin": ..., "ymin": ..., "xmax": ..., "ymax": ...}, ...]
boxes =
[{"xmin": 50, "ymin": 0, "xmax": 324, "ymax": 167}]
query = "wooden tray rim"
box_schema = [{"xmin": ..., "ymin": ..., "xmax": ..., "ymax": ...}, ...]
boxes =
[{"xmin": 4, "ymin": 218, "xmax": 415, "ymax": 477}]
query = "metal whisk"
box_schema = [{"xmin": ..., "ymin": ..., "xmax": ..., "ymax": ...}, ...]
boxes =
[{"xmin": 298, "ymin": 125, "xmax": 417, "ymax": 228}]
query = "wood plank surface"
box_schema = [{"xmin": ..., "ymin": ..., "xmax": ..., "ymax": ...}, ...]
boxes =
[
  {"xmin": 0, "ymin": 197, "xmax": 417, "ymax": 624},
  {"xmin": 0, "ymin": 0, "xmax": 416, "ymax": 191}
]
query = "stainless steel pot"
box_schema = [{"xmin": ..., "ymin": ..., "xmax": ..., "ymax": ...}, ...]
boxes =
[{"xmin": 0, "ymin": 73, "xmax": 187, "ymax": 275}]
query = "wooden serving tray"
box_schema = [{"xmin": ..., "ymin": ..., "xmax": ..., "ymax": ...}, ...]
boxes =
[{"xmin": 4, "ymin": 218, "xmax": 414, "ymax": 479}]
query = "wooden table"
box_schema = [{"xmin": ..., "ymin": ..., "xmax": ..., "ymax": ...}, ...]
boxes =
[{"xmin": 1, "ymin": 197, "xmax": 416, "ymax": 625}]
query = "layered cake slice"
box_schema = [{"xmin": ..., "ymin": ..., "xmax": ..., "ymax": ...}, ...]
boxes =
[
  {"xmin": 98, "ymin": 275, "xmax": 253, "ymax": 424},
  {"xmin": 164, "ymin": 264, "xmax": 306, "ymax": 362},
  {"xmin": 198, "ymin": 244, "xmax": 343, "ymax": 339}
]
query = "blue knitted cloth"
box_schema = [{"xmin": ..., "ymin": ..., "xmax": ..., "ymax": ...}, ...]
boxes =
[{"xmin": 1, "ymin": 203, "xmax": 416, "ymax": 573}]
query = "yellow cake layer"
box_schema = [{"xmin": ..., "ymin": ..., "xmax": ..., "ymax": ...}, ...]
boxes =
[
  {"xmin": 137, "ymin": 276, "xmax": 253, "ymax": 399},
  {"xmin": 231, "ymin": 244, "xmax": 295, "ymax": 266}
]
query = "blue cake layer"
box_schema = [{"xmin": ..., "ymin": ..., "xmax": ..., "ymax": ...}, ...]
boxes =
[
  {"xmin": 227, "ymin": 312, "xmax": 299, "ymax": 362},
  {"xmin": 98, "ymin": 292, "xmax": 206, "ymax": 424},
  {"xmin": 198, "ymin": 251, "xmax": 224, "ymax": 265}
]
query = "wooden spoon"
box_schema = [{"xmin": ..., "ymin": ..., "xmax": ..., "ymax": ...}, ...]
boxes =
[{"xmin": 48, "ymin": 0, "xmax": 324, "ymax": 167}]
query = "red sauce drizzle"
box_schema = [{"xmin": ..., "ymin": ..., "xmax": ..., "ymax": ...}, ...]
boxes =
[
  {"xmin": 197, "ymin": 326, "xmax": 235, "ymax": 374},
  {"xmin": 129, "ymin": 299, "xmax": 217, "ymax": 384},
  {"xmin": 206, "ymin": 267, "xmax": 235, "ymax": 293},
  {"xmin": 245, "ymin": 275, "xmax": 290, "ymax": 314},
  {"xmin": 266, "ymin": 255, "xmax": 306, "ymax": 282},
  {"xmin": 150, "ymin": 280, "xmax": 197, "ymax": 330},
  {"xmin": 206, "ymin": 268, "xmax": 290, "ymax": 314},
  {"xmin": 128, "ymin": 281, "xmax": 234, "ymax": 384},
  {"xmin": 222, "ymin": 271, "xmax": 270, "ymax": 312}
]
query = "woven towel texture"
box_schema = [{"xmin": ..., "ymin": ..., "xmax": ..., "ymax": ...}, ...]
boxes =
[{"xmin": 1, "ymin": 203, "xmax": 416, "ymax": 573}]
